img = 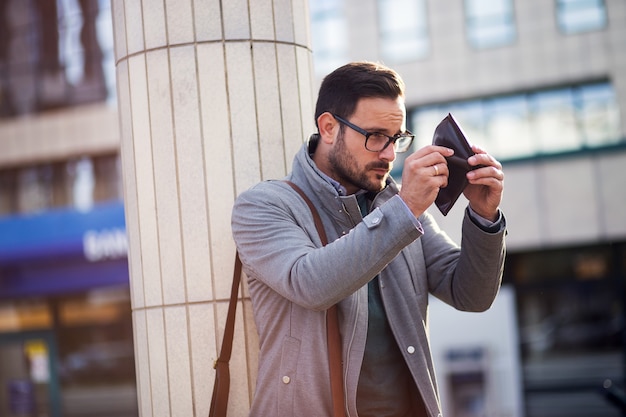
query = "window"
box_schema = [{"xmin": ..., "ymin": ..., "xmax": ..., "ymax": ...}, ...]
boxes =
[
  {"xmin": 310, "ymin": 0, "xmax": 349, "ymax": 77},
  {"xmin": 556, "ymin": 0, "xmax": 607, "ymax": 34},
  {"xmin": 69, "ymin": 157, "xmax": 95, "ymax": 212},
  {"xmin": 410, "ymin": 82, "xmax": 622, "ymax": 161},
  {"xmin": 484, "ymin": 96, "xmax": 533, "ymax": 159},
  {"xmin": 0, "ymin": 170, "xmax": 17, "ymax": 216},
  {"xmin": 505, "ymin": 243, "xmax": 625, "ymax": 416},
  {"xmin": 465, "ymin": 0, "xmax": 516, "ymax": 49},
  {"xmin": 0, "ymin": 154, "xmax": 123, "ymax": 218},
  {"xmin": 531, "ymin": 89, "xmax": 581, "ymax": 153},
  {"xmin": 0, "ymin": 0, "xmax": 115, "ymax": 118},
  {"xmin": 17, "ymin": 165, "xmax": 55, "ymax": 214},
  {"xmin": 578, "ymin": 83, "xmax": 621, "ymax": 147},
  {"xmin": 378, "ymin": 0, "xmax": 429, "ymax": 62}
]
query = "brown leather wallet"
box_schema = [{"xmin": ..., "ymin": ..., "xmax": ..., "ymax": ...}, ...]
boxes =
[{"xmin": 432, "ymin": 113, "xmax": 480, "ymax": 216}]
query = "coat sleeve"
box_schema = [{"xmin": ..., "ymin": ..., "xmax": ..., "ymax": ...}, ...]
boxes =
[
  {"xmin": 420, "ymin": 208, "xmax": 506, "ymax": 312},
  {"xmin": 231, "ymin": 182, "xmax": 423, "ymax": 311}
]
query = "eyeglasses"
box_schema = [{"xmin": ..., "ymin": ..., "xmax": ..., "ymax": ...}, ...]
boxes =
[{"xmin": 332, "ymin": 114, "xmax": 414, "ymax": 153}]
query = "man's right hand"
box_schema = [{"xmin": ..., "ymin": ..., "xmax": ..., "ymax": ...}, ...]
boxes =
[{"xmin": 398, "ymin": 145, "xmax": 454, "ymax": 218}]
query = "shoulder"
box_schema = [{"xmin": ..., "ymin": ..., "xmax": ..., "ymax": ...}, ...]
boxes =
[
  {"xmin": 235, "ymin": 180, "xmax": 297, "ymax": 205},
  {"xmin": 233, "ymin": 180, "xmax": 310, "ymax": 220}
]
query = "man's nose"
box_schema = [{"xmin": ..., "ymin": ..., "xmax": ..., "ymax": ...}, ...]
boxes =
[{"xmin": 379, "ymin": 142, "xmax": 396, "ymax": 162}]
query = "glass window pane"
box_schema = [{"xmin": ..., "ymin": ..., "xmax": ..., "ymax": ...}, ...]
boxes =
[
  {"xmin": 557, "ymin": 0, "xmax": 607, "ymax": 34},
  {"xmin": 310, "ymin": 0, "xmax": 349, "ymax": 76},
  {"xmin": 409, "ymin": 82, "xmax": 621, "ymax": 161},
  {"xmin": 397, "ymin": 106, "xmax": 441, "ymax": 180},
  {"xmin": 378, "ymin": 0, "xmax": 429, "ymax": 62},
  {"xmin": 93, "ymin": 154, "xmax": 123, "ymax": 203},
  {"xmin": 577, "ymin": 83, "xmax": 621, "ymax": 147},
  {"xmin": 58, "ymin": 287, "xmax": 137, "ymax": 389},
  {"xmin": 0, "ymin": 299, "xmax": 53, "ymax": 332},
  {"xmin": 485, "ymin": 96, "xmax": 534, "ymax": 159},
  {"xmin": 0, "ymin": 0, "xmax": 115, "ymax": 118},
  {"xmin": 439, "ymin": 102, "xmax": 488, "ymax": 155},
  {"xmin": 465, "ymin": 0, "xmax": 516, "ymax": 49},
  {"xmin": 17, "ymin": 166, "xmax": 54, "ymax": 214},
  {"xmin": 531, "ymin": 89, "xmax": 581, "ymax": 153},
  {"xmin": 411, "ymin": 107, "xmax": 447, "ymax": 151},
  {"xmin": 69, "ymin": 157, "xmax": 95, "ymax": 212},
  {"xmin": 0, "ymin": 170, "xmax": 17, "ymax": 216}
]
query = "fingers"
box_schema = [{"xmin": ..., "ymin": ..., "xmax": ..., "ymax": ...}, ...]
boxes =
[
  {"xmin": 468, "ymin": 151, "xmax": 502, "ymax": 171},
  {"xmin": 412, "ymin": 144, "xmax": 454, "ymax": 160},
  {"xmin": 467, "ymin": 147, "xmax": 503, "ymax": 186},
  {"xmin": 399, "ymin": 146, "xmax": 452, "ymax": 217},
  {"xmin": 404, "ymin": 145, "xmax": 452, "ymax": 184},
  {"xmin": 430, "ymin": 162, "xmax": 449, "ymax": 180},
  {"xmin": 463, "ymin": 148, "xmax": 504, "ymax": 221},
  {"xmin": 467, "ymin": 152, "xmax": 504, "ymax": 184}
]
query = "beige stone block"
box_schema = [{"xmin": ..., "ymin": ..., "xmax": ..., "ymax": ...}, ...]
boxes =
[
  {"xmin": 227, "ymin": 42, "xmax": 261, "ymax": 194},
  {"xmin": 132, "ymin": 310, "xmax": 153, "ymax": 417},
  {"xmin": 194, "ymin": 0, "xmax": 223, "ymax": 42},
  {"xmin": 117, "ymin": 60, "xmax": 145, "ymax": 309},
  {"xmin": 250, "ymin": 0, "xmax": 275, "ymax": 40},
  {"xmin": 296, "ymin": 47, "xmax": 315, "ymax": 142},
  {"xmin": 146, "ymin": 49, "xmax": 186, "ymax": 306},
  {"xmin": 196, "ymin": 43, "xmax": 237, "ymax": 303},
  {"xmin": 170, "ymin": 45, "xmax": 213, "ymax": 304},
  {"xmin": 253, "ymin": 43, "xmax": 286, "ymax": 180},
  {"xmin": 223, "ymin": 0, "xmax": 250, "ymax": 40},
  {"xmin": 129, "ymin": 54, "xmax": 163, "ymax": 307},
  {"xmin": 111, "ymin": 1, "xmax": 128, "ymax": 61},
  {"xmin": 165, "ymin": 306, "xmax": 194, "ymax": 417},
  {"xmin": 142, "ymin": 0, "xmax": 167, "ymax": 50},
  {"xmin": 292, "ymin": 0, "xmax": 310, "ymax": 47},
  {"xmin": 165, "ymin": 0, "xmax": 194, "ymax": 45},
  {"xmin": 124, "ymin": 0, "xmax": 146, "ymax": 55},
  {"xmin": 277, "ymin": 44, "xmax": 304, "ymax": 161},
  {"xmin": 146, "ymin": 309, "xmax": 170, "ymax": 416},
  {"xmin": 188, "ymin": 303, "xmax": 217, "ymax": 417},
  {"xmin": 274, "ymin": 0, "xmax": 295, "ymax": 43}
]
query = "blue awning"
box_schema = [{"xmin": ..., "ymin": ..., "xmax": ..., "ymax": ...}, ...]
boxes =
[
  {"xmin": 0, "ymin": 202, "xmax": 129, "ymax": 299},
  {"xmin": 0, "ymin": 201, "xmax": 127, "ymax": 263}
]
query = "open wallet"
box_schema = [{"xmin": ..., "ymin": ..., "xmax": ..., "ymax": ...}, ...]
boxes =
[{"xmin": 432, "ymin": 113, "xmax": 481, "ymax": 216}]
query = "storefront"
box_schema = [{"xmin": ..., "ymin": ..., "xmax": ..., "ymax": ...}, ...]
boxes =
[{"xmin": 0, "ymin": 202, "xmax": 137, "ymax": 417}]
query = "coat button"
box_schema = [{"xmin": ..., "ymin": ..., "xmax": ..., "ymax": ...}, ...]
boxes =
[
  {"xmin": 282, "ymin": 376, "xmax": 291, "ymax": 384},
  {"xmin": 407, "ymin": 346, "xmax": 415, "ymax": 354}
]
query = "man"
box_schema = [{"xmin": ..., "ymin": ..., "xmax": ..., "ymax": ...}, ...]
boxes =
[{"xmin": 231, "ymin": 61, "xmax": 506, "ymax": 417}]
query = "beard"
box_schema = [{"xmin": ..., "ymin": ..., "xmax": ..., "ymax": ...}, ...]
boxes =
[{"xmin": 328, "ymin": 132, "xmax": 391, "ymax": 193}]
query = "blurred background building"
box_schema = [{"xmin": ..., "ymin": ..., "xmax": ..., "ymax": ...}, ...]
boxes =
[
  {"xmin": 0, "ymin": 0, "xmax": 624, "ymax": 416},
  {"xmin": 0, "ymin": 1, "xmax": 134, "ymax": 416}
]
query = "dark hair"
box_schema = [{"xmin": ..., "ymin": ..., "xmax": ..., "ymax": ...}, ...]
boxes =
[{"xmin": 314, "ymin": 61, "xmax": 405, "ymax": 129}]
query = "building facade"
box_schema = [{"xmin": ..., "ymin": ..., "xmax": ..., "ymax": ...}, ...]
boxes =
[
  {"xmin": 0, "ymin": 1, "xmax": 136, "ymax": 416},
  {"xmin": 309, "ymin": 0, "xmax": 626, "ymax": 416}
]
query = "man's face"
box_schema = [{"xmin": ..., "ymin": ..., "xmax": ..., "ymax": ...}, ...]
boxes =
[{"xmin": 327, "ymin": 97, "xmax": 406, "ymax": 194}]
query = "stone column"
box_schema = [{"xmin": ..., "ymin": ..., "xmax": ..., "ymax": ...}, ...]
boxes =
[{"xmin": 110, "ymin": 1, "xmax": 315, "ymax": 416}]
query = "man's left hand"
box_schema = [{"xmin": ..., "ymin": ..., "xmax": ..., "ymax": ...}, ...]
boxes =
[{"xmin": 463, "ymin": 145, "xmax": 504, "ymax": 222}]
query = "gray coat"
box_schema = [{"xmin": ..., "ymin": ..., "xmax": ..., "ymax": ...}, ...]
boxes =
[{"xmin": 231, "ymin": 140, "xmax": 506, "ymax": 417}]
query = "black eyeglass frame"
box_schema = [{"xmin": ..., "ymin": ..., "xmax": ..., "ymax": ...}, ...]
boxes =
[{"xmin": 331, "ymin": 113, "xmax": 415, "ymax": 153}]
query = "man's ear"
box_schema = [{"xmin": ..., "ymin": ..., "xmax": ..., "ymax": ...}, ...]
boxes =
[{"xmin": 317, "ymin": 112, "xmax": 338, "ymax": 145}]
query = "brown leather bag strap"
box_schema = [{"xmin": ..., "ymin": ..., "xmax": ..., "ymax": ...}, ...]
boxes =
[
  {"xmin": 209, "ymin": 252, "xmax": 242, "ymax": 417},
  {"xmin": 284, "ymin": 181, "xmax": 329, "ymax": 245},
  {"xmin": 210, "ymin": 181, "xmax": 346, "ymax": 417},
  {"xmin": 284, "ymin": 180, "xmax": 346, "ymax": 417}
]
